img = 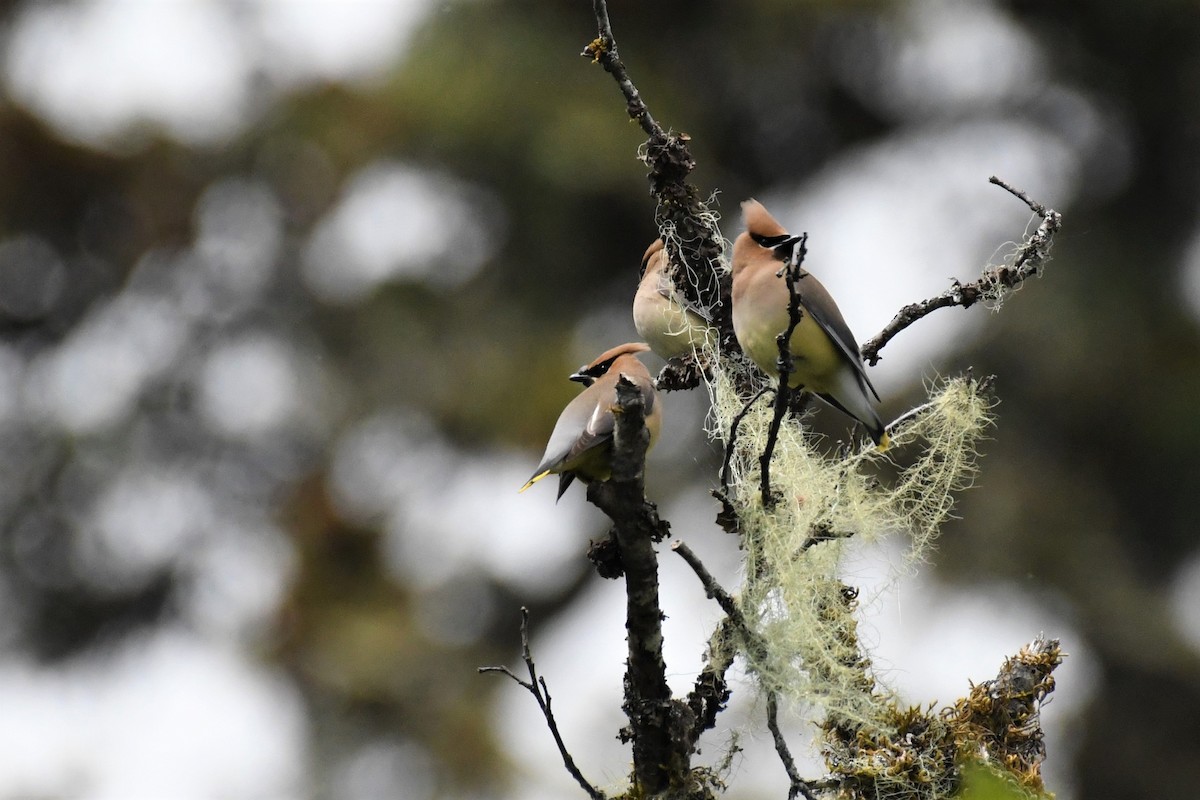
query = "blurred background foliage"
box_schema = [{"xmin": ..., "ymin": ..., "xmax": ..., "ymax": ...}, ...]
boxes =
[{"xmin": 0, "ymin": 0, "xmax": 1198, "ymax": 798}]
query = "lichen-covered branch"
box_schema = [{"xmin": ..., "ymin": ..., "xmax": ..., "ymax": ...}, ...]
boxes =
[
  {"xmin": 946, "ymin": 636, "xmax": 1064, "ymax": 791},
  {"xmin": 683, "ymin": 616, "xmax": 735, "ymax": 746},
  {"xmin": 861, "ymin": 177, "xmax": 1062, "ymax": 365},
  {"xmin": 586, "ymin": 377, "xmax": 687, "ymax": 795},
  {"xmin": 822, "ymin": 636, "xmax": 1065, "ymax": 800},
  {"xmin": 673, "ymin": 541, "xmax": 821, "ymax": 800},
  {"xmin": 584, "ymin": 0, "xmax": 730, "ymax": 349}
]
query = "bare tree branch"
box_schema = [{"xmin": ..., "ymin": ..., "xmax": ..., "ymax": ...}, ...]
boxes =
[
  {"xmin": 767, "ymin": 692, "xmax": 818, "ymax": 800},
  {"xmin": 861, "ymin": 178, "xmax": 1062, "ymax": 365},
  {"xmin": 480, "ymin": 608, "xmax": 606, "ymax": 800},
  {"xmin": 673, "ymin": 541, "xmax": 822, "ymax": 799},
  {"xmin": 761, "ymin": 234, "xmax": 809, "ymax": 507},
  {"xmin": 586, "ymin": 377, "xmax": 685, "ymax": 795},
  {"xmin": 583, "ymin": 0, "xmax": 731, "ymax": 349},
  {"xmin": 582, "ymin": 0, "xmax": 662, "ymax": 140}
]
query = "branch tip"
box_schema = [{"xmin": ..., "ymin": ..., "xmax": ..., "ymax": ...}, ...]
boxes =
[
  {"xmin": 861, "ymin": 176, "xmax": 1061, "ymax": 364},
  {"xmin": 480, "ymin": 608, "xmax": 606, "ymax": 800}
]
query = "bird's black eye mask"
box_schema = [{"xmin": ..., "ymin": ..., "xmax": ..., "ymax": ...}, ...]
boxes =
[
  {"xmin": 639, "ymin": 249, "xmax": 654, "ymax": 278},
  {"xmin": 569, "ymin": 356, "xmax": 617, "ymax": 385},
  {"xmin": 750, "ymin": 232, "xmax": 792, "ymax": 249},
  {"xmin": 748, "ymin": 231, "xmax": 806, "ymax": 266},
  {"xmin": 751, "ymin": 232, "xmax": 805, "ymax": 264}
]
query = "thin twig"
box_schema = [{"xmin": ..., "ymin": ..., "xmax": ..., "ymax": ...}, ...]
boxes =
[
  {"xmin": 861, "ymin": 178, "xmax": 1061, "ymax": 365},
  {"xmin": 673, "ymin": 541, "xmax": 823, "ymax": 799},
  {"xmin": 760, "ymin": 234, "xmax": 809, "ymax": 507},
  {"xmin": 582, "ymin": 0, "xmax": 662, "ymax": 139},
  {"xmin": 583, "ymin": 0, "xmax": 730, "ymax": 344},
  {"xmin": 721, "ymin": 384, "xmax": 773, "ymax": 491},
  {"xmin": 479, "ymin": 608, "xmax": 606, "ymax": 800},
  {"xmin": 672, "ymin": 541, "xmax": 741, "ymax": 619},
  {"xmin": 768, "ymin": 692, "xmax": 819, "ymax": 800},
  {"xmin": 989, "ymin": 175, "xmax": 1049, "ymax": 217}
]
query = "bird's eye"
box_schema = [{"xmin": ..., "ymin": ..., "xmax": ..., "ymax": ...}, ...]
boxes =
[{"xmin": 751, "ymin": 232, "xmax": 792, "ymax": 248}]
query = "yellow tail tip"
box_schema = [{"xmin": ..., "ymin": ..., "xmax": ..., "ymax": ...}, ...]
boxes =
[
  {"xmin": 876, "ymin": 431, "xmax": 891, "ymax": 452},
  {"xmin": 519, "ymin": 471, "xmax": 551, "ymax": 493}
]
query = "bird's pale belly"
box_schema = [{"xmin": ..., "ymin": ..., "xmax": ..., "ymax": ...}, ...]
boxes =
[{"xmin": 735, "ymin": 308, "xmax": 841, "ymax": 390}]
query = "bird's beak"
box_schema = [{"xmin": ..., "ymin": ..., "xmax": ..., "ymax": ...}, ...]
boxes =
[
  {"xmin": 774, "ymin": 235, "xmax": 805, "ymax": 263},
  {"xmin": 569, "ymin": 369, "xmax": 592, "ymax": 385}
]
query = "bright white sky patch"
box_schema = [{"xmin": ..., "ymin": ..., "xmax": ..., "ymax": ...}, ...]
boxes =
[
  {"xmin": 329, "ymin": 409, "xmax": 586, "ymax": 595},
  {"xmin": 27, "ymin": 293, "xmax": 189, "ymax": 434},
  {"xmin": 5, "ymin": 1, "xmax": 436, "ymax": 149},
  {"xmin": 396, "ymin": 452, "xmax": 587, "ymax": 594},
  {"xmin": 181, "ymin": 521, "xmax": 296, "ymax": 644},
  {"xmin": 303, "ymin": 161, "xmax": 503, "ymax": 303},
  {"xmin": 254, "ymin": 0, "xmax": 436, "ymax": 86},
  {"xmin": 333, "ymin": 739, "xmax": 436, "ymax": 800},
  {"xmin": 845, "ymin": 0, "xmax": 1043, "ymax": 118},
  {"xmin": 0, "ymin": 630, "xmax": 305, "ymax": 800},
  {"xmin": 199, "ymin": 335, "xmax": 302, "ymax": 437},
  {"xmin": 83, "ymin": 466, "xmax": 214, "ymax": 590},
  {"xmin": 6, "ymin": 0, "xmax": 251, "ymax": 147},
  {"xmin": 766, "ymin": 119, "xmax": 1076, "ymax": 392}
]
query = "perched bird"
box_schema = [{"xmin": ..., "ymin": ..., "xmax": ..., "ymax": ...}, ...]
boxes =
[
  {"xmin": 731, "ymin": 199, "xmax": 888, "ymax": 447},
  {"xmin": 633, "ymin": 239, "xmax": 714, "ymax": 359},
  {"xmin": 520, "ymin": 342, "xmax": 662, "ymax": 500}
]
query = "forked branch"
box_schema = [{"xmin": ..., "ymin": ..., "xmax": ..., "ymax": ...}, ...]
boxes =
[
  {"xmin": 479, "ymin": 608, "xmax": 605, "ymax": 800},
  {"xmin": 673, "ymin": 541, "xmax": 822, "ymax": 800},
  {"xmin": 861, "ymin": 177, "xmax": 1062, "ymax": 364}
]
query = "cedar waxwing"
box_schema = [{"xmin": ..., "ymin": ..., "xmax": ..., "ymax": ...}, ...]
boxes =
[
  {"xmin": 731, "ymin": 199, "xmax": 889, "ymax": 448},
  {"xmin": 633, "ymin": 239, "xmax": 714, "ymax": 359},
  {"xmin": 520, "ymin": 342, "xmax": 662, "ymax": 499}
]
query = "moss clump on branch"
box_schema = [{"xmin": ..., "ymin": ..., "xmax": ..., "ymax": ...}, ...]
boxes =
[
  {"xmin": 708, "ymin": 353, "xmax": 995, "ymax": 710},
  {"xmin": 944, "ymin": 638, "xmax": 1063, "ymax": 793},
  {"xmin": 703, "ymin": 349, "xmax": 1012, "ymax": 798}
]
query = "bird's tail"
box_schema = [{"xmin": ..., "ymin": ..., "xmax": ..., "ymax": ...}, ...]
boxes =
[{"xmin": 819, "ymin": 370, "xmax": 889, "ymax": 449}]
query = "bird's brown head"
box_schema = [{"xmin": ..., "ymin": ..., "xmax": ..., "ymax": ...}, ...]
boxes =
[
  {"xmin": 569, "ymin": 342, "xmax": 651, "ymax": 384},
  {"xmin": 639, "ymin": 239, "xmax": 665, "ymax": 279},
  {"xmin": 732, "ymin": 199, "xmax": 792, "ymax": 277}
]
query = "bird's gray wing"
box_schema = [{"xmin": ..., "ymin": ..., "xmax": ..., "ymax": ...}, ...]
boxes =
[{"xmin": 796, "ymin": 274, "xmax": 880, "ymax": 402}]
